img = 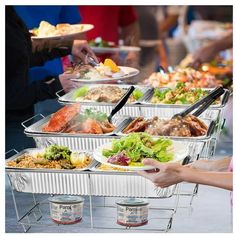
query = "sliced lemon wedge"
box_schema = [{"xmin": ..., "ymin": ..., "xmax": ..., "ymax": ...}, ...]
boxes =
[{"xmin": 104, "ymin": 59, "xmax": 120, "ymax": 73}]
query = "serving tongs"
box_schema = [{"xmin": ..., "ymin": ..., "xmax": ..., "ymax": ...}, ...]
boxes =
[
  {"xmin": 171, "ymin": 86, "xmax": 225, "ymax": 119},
  {"xmin": 87, "ymin": 55, "xmax": 99, "ymax": 67},
  {"xmin": 107, "ymin": 86, "xmax": 135, "ymax": 122}
]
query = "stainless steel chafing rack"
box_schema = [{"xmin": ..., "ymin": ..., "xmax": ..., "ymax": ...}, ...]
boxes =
[
  {"xmin": 57, "ymin": 84, "xmax": 152, "ymax": 106},
  {"xmin": 5, "ymin": 139, "xmax": 204, "ymax": 232},
  {"xmin": 22, "ymin": 106, "xmax": 219, "ymax": 159},
  {"xmin": 6, "ymin": 139, "xmax": 205, "ymax": 197}
]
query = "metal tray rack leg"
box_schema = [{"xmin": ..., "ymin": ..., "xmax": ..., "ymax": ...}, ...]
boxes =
[
  {"xmin": 88, "ymin": 194, "xmax": 181, "ymax": 232},
  {"xmin": 7, "ymin": 175, "xmax": 43, "ymax": 233}
]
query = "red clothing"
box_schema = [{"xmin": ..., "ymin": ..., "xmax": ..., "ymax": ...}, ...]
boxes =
[{"xmin": 79, "ymin": 6, "xmax": 137, "ymax": 44}]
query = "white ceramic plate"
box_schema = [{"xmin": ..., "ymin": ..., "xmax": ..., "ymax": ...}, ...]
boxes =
[
  {"xmin": 30, "ymin": 24, "xmax": 94, "ymax": 40},
  {"xmin": 93, "ymin": 140, "xmax": 189, "ymax": 171},
  {"xmin": 91, "ymin": 46, "xmax": 141, "ymax": 54},
  {"xmin": 70, "ymin": 66, "xmax": 139, "ymax": 83}
]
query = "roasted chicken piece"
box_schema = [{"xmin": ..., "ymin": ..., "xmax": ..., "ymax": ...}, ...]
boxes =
[
  {"xmin": 146, "ymin": 118, "xmax": 192, "ymax": 137},
  {"xmin": 100, "ymin": 121, "xmax": 116, "ymax": 133},
  {"xmin": 123, "ymin": 117, "xmax": 152, "ymax": 134},
  {"xmin": 43, "ymin": 103, "xmax": 81, "ymax": 132},
  {"xmin": 182, "ymin": 115, "xmax": 208, "ymax": 136}
]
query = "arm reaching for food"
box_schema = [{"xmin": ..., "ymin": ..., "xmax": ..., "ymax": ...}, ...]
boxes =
[
  {"xmin": 31, "ymin": 39, "xmax": 98, "ymax": 66},
  {"xmin": 191, "ymin": 32, "xmax": 233, "ymax": 67},
  {"xmin": 138, "ymin": 158, "xmax": 232, "ymax": 191},
  {"xmin": 187, "ymin": 157, "xmax": 232, "ymax": 172}
]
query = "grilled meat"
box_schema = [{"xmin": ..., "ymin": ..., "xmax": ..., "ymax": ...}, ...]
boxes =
[{"xmin": 123, "ymin": 115, "xmax": 207, "ymax": 137}]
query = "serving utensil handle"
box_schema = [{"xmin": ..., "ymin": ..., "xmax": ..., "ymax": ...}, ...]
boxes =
[
  {"xmin": 108, "ymin": 86, "xmax": 135, "ymax": 122},
  {"xmin": 172, "ymin": 87, "xmax": 224, "ymax": 119}
]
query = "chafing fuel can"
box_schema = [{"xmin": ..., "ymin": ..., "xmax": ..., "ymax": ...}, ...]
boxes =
[
  {"xmin": 48, "ymin": 195, "xmax": 84, "ymax": 225},
  {"xmin": 116, "ymin": 198, "xmax": 149, "ymax": 227}
]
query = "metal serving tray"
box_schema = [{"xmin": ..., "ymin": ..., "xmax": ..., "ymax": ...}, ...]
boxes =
[
  {"xmin": 141, "ymin": 87, "xmax": 231, "ymax": 109},
  {"xmin": 136, "ymin": 106, "xmax": 221, "ymax": 123},
  {"xmin": 118, "ymin": 116, "xmax": 216, "ymax": 141},
  {"xmin": 23, "ymin": 113, "xmax": 129, "ymax": 138},
  {"xmin": 5, "ymin": 148, "xmax": 96, "ymax": 172},
  {"xmin": 58, "ymin": 84, "xmax": 152, "ymax": 106},
  {"xmin": 88, "ymin": 162, "xmax": 177, "ymax": 198},
  {"xmin": 6, "ymin": 140, "xmax": 204, "ymax": 197},
  {"xmin": 6, "ymin": 148, "xmax": 94, "ymax": 195}
]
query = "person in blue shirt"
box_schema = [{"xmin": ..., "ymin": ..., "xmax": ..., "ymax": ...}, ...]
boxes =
[{"xmin": 14, "ymin": 6, "xmax": 82, "ymax": 82}]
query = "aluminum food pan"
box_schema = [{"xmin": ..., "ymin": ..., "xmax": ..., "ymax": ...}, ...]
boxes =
[
  {"xmin": 5, "ymin": 148, "xmax": 96, "ymax": 172},
  {"xmin": 58, "ymin": 84, "xmax": 152, "ymax": 105},
  {"xmin": 6, "ymin": 169, "xmax": 173, "ymax": 198},
  {"xmin": 87, "ymin": 163, "xmax": 174, "ymax": 198},
  {"xmin": 86, "ymin": 139, "xmax": 205, "ymax": 198},
  {"xmin": 137, "ymin": 106, "xmax": 221, "ymax": 123},
  {"xmin": 6, "ymin": 140, "xmax": 204, "ymax": 196},
  {"xmin": 70, "ymin": 104, "xmax": 222, "ymax": 124},
  {"xmin": 117, "ymin": 116, "xmax": 216, "ymax": 141},
  {"xmin": 141, "ymin": 87, "xmax": 231, "ymax": 109},
  {"xmin": 6, "ymin": 148, "xmax": 94, "ymax": 195},
  {"xmin": 23, "ymin": 113, "xmax": 129, "ymax": 138}
]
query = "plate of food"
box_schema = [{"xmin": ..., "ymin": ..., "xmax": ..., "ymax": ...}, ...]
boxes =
[
  {"xmin": 143, "ymin": 67, "xmax": 221, "ymax": 88},
  {"xmin": 30, "ymin": 21, "xmax": 94, "ymax": 39},
  {"xmin": 179, "ymin": 55, "xmax": 233, "ymax": 88},
  {"xmin": 66, "ymin": 59, "xmax": 139, "ymax": 82},
  {"xmin": 93, "ymin": 133, "xmax": 189, "ymax": 170},
  {"xmin": 89, "ymin": 37, "xmax": 141, "ymax": 54},
  {"xmin": 6, "ymin": 144, "xmax": 93, "ymax": 171}
]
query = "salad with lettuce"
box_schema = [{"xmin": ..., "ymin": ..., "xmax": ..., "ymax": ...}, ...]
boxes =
[
  {"xmin": 102, "ymin": 133, "xmax": 174, "ymax": 166},
  {"xmin": 151, "ymin": 82, "xmax": 219, "ymax": 105}
]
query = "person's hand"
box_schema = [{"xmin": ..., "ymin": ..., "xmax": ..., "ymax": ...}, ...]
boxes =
[
  {"xmin": 137, "ymin": 159, "xmax": 184, "ymax": 188},
  {"xmin": 191, "ymin": 44, "xmax": 217, "ymax": 68},
  {"xmin": 59, "ymin": 73, "xmax": 79, "ymax": 93},
  {"xmin": 71, "ymin": 40, "xmax": 98, "ymax": 64}
]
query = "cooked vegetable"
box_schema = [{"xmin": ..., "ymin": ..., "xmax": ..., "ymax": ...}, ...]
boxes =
[
  {"xmin": 133, "ymin": 89, "xmax": 144, "ymax": 100},
  {"xmin": 78, "ymin": 108, "xmax": 108, "ymax": 122},
  {"xmin": 73, "ymin": 86, "xmax": 89, "ymax": 99},
  {"xmin": 151, "ymin": 82, "xmax": 216, "ymax": 105},
  {"xmin": 43, "ymin": 145, "xmax": 72, "ymax": 161},
  {"xmin": 102, "ymin": 133, "xmax": 174, "ymax": 165}
]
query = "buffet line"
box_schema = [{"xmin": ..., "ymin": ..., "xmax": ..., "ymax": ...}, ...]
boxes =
[{"xmin": 6, "ymin": 54, "xmax": 232, "ymax": 232}]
